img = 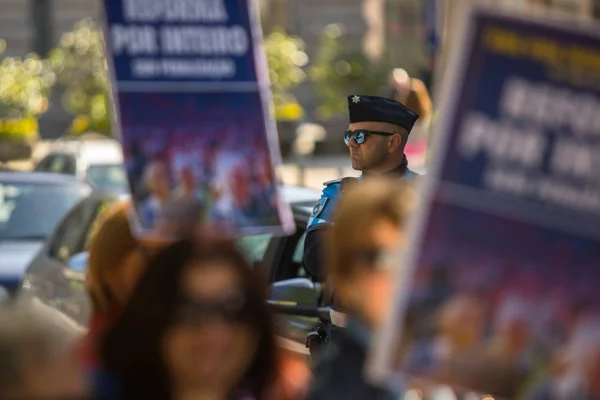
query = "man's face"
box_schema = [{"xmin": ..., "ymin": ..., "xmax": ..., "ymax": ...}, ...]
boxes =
[
  {"xmin": 347, "ymin": 121, "xmax": 399, "ymax": 172},
  {"xmin": 153, "ymin": 165, "xmax": 170, "ymax": 196},
  {"xmin": 230, "ymin": 167, "xmax": 252, "ymax": 207},
  {"xmin": 180, "ymin": 168, "xmax": 196, "ymax": 190}
]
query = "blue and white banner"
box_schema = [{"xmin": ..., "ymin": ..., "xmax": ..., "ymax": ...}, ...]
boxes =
[
  {"xmin": 371, "ymin": 4, "xmax": 600, "ymax": 399},
  {"xmin": 100, "ymin": 0, "xmax": 294, "ymax": 238}
]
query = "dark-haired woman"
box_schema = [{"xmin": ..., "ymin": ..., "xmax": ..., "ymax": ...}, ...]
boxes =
[{"xmin": 94, "ymin": 238, "xmax": 278, "ymax": 400}]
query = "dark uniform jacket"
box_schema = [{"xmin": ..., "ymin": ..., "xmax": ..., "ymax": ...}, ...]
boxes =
[
  {"xmin": 307, "ymin": 320, "xmax": 400, "ymax": 400},
  {"xmin": 303, "ymin": 157, "xmax": 420, "ymax": 311}
]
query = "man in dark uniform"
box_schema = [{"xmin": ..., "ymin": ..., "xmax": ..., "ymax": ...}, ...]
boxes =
[{"xmin": 304, "ymin": 95, "xmax": 419, "ymax": 352}]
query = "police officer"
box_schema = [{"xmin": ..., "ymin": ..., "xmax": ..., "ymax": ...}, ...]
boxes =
[{"xmin": 304, "ymin": 95, "xmax": 419, "ymax": 351}]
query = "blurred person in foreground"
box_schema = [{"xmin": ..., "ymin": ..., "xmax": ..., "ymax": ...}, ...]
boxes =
[
  {"xmin": 0, "ymin": 306, "xmax": 88, "ymax": 399},
  {"xmin": 139, "ymin": 160, "xmax": 171, "ymax": 230},
  {"xmin": 78, "ymin": 200, "xmax": 165, "ymax": 371},
  {"xmin": 95, "ymin": 238, "xmax": 283, "ymax": 400},
  {"xmin": 307, "ymin": 177, "xmax": 417, "ymax": 400}
]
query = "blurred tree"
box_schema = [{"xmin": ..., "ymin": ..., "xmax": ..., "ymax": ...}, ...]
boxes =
[
  {"xmin": 0, "ymin": 39, "xmax": 55, "ymax": 161},
  {"xmin": 310, "ymin": 24, "xmax": 392, "ymax": 119},
  {"xmin": 263, "ymin": 29, "xmax": 308, "ymax": 121},
  {"xmin": 48, "ymin": 18, "xmax": 112, "ymax": 136}
]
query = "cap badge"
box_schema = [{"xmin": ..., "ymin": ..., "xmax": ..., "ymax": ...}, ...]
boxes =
[{"xmin": 351, "ymin": 95, "xmax": 361, "ymax": 104}]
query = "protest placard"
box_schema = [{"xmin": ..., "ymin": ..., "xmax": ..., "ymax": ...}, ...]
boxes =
[
  {"xmin": 369, "ymin": 4, "xmax": 600, "ymax": 399},
  {"xmin": 99, "ymin": 0, "xmax": 294, "ymax": 238}
]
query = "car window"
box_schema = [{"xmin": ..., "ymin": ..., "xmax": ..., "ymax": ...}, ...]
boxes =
[
  {"xmin": 38, "ymin": 154, "xmax": 77, "ymax": 175},
  {"xmin": 268, "ymin": 220, "xmax": 310, "ymax": 282},
  {"xmin": 35, "ymin": 156, "xmax": 54, "ymax": 171},
  {"xmin": 236, "ymin": 234, "xmax": 272, "ymax": 265},
  {"xmin": 49, "ymin": 203, "xmax": 89, "ymax": 263},
  {"xmin": 49, "ymin": 197, "xmax": 102, "ymax": 262},
  {"xmin": 292, "ymin": 232, "xmax": 306, "ymax": 264},
  {"xmin": 86, "ymin": 164, "xmax": 128, "ymax": 192},
  {"xmin": 0, "ymin": 181, "xmax": 88, "ymax": 240},
  {"xmin": 291, "ymin": 232, "xmax": 307, "ymax": 278}
]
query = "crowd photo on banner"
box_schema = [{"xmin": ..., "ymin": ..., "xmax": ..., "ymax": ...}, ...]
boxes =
[
  {"xmin": 122, "ymin": 103, "xmax": 280, "ymax": 234},
  {"xmin": 3, "ymin": 0, "xmax": 600, "ymax": 400}
]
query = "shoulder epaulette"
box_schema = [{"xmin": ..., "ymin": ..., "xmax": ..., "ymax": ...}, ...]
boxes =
[{"xmin": 323, "ymin": 178, "xmax": 343, "ymax": 186}]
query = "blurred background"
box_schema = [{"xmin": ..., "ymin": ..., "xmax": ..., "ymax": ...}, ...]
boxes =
[{"xmin": 1, "ymin": 0, "xmax": 599, "ymax": 188}]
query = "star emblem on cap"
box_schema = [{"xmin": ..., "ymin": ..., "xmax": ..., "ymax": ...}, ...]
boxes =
[{"xmin": 352, "ymin": 95, "xmax": 361, "ymax": 104}]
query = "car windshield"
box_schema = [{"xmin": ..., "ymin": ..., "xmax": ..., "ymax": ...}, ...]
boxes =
[
  {"xmin": 86, "ymin": 164, "xmax": 128, "ymax": 192},
  {"xmin": 236, "ymin": 234, "xmax": 272, "ymax": 265},
  {"xmin": 0, "ymin": 181, "xmax": 87, "ymax": 240}
]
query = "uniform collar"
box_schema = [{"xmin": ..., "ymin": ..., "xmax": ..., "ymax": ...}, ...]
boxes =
[{"xmin": 386, "ymin": 155, "xmax": 409, "ymax": 176}]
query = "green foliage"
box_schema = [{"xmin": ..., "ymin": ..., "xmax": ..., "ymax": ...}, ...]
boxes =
[
  {"xmin": 0, "ymin": 39, "xmax": 53, "ymax": 160},
  {"xmin": 263, "ymin": 29, "xmax": 308, "ymax": 121},
  {"xmin": 0, "ymin": 39, "xmax": 55, "ymax": 122},
  {"xmin": 310, "ymin": 24, "xmax": 392, "ymax": 119},
  {"xmin": 48, "ymin": 18, "xmax": 112, "ymax": 136}
]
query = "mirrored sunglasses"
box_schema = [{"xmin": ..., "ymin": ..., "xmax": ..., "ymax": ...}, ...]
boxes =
[{"xmin": 344, "ymin": 129, "xmax": 394, "ymax": 145}]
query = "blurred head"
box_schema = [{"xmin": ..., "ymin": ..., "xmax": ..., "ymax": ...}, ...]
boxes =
[
  {"xmin": 230, "ymin": 166, "xmax": 252, "ymax": 207},
  {"xmin": 143, "ymin": 161, "xmax": 170, "ymax": 198},
  {"xmin": 0, "ymin": 307, "xmax": 88, "ymax": 399},
  {"xmin": 388, "ymin": 69, "xmax": 412, "ymax": 108},
  {"xmin": 404, "ymin": 79, "xmax": 432, "ymax": 124},
  {"xmin": 494, "ymin": 296, "xmax": 534, "ymax": 355},
  {"xmin": 179, "ymin": 167, "xmax": 196, "ymax": 192},
  {"xmin": 438, "ymin": 294, "xmax": 485, "ymax": 349},
  {"xmin": 256, "ymin": 157, "xmax": 273, "ymax": 187},
  {"xmin": 347, "ymin": 120, "xmax": 408, "ymax": 174},
  {"xmin": 327, "ymin": 177, "xmax": 417, "ymax": 328},
  {"xmin": 101, "ymin": 238, "xmax": 276, "ymax": 399},
  {"xmin": 87, "ymin": 201, "xmax": 160, "ymax": 314},
  {"xmin": 388, "ymin": 70, "xmax": 432, "ymax": 124}
]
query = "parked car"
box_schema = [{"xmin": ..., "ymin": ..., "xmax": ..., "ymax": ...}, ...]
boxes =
[
  {"xmin": 0, "ymin": 172, "xmax": 92, "ymax": 295},
  {"xmin": 34, "ymin": 137, "xmax": 128, "ymax": 195},
  {"xmin": 18, "ymin": 185, "xmax": 324, "ymax": 350}
]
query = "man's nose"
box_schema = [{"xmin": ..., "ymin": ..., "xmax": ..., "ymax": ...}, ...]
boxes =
[{"xmin": 347, "ymin": 137, "xmax": 359, "ymax": 148}]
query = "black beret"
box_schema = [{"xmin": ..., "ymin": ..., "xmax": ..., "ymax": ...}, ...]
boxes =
[{"xmin": 347, "ymin": 95, "xmax": 419, "ymax": 133}]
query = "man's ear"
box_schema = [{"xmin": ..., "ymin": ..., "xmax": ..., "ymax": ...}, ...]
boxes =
[{"xmin": 388, "ymin": 133, "xmax": 405, "ymax": 153}]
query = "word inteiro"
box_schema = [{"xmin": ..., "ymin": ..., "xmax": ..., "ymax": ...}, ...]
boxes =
[
  {"xmin": 122, "ymin": 0, "xmax": 227, "ymax": 22},
  {"xmin": 501, "ymin": 77, "xmax": 600, "ymax": 138},
  {"xmin": 161, "ymin": 26, "xmax": 247, "ymax": 56},
  {"xmin": 111, "ymin": 25, "xmax": 249, "ymax": 56}
]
